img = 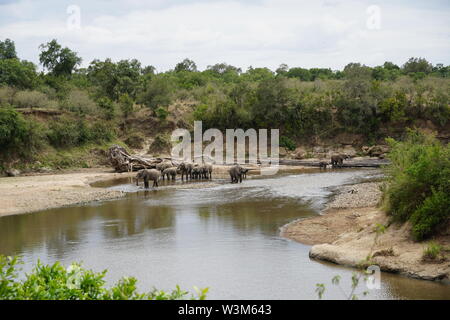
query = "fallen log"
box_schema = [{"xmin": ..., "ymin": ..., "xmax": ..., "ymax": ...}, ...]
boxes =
[{"xmin": 108, "ymin": 145, "xmax": 169, "ymax": 172}]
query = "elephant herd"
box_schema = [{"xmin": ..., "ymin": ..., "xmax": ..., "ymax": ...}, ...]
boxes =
[{"xmin": 135, "ymin": 161, "xmax": 251, "ymax": 188}]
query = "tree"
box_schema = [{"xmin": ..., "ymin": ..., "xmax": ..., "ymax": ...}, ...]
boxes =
[
  {"xmin": 119, "ymin": 93, "xmax": 133, "ymax": 117},
  {"xmin": 402, "ymin": 57, "xmax": 432, "ymax": 74},
  {"xmin": 275, "ymin": 63, "xmax": 289, "ymax": 76},
  {"xmin": 0, "ymin": 58, "xmax": 38, "ymax": 89},
  {"xmin": 286, "ymin": 67, "xmax": 311, "ymax": 81},
  {"xmin": 87, "ymin": 58, "xmax": 143, "ymax": 101},
  {"xmin": 174, "ymin": 58, "xmax": 197, "ymax": 72},
  {"xmin": 138, "ymin": 75, "xmax": 172, "ymax": 109},
  {"xmin": 0, "ymin": 39, "xmax": 17, "ymax": 60},
  {"xmin": 39, "ymin": 39, "xmax": 82, "ymax": 76}
]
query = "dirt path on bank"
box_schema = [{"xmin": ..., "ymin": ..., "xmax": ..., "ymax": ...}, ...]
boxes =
[{"xmin": 282, "ymin": 182, "xmax": 450, "ymax": 281}]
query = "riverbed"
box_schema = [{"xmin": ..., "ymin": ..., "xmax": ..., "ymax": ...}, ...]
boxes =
[{"xmin": 1, "ymin": 169, "xmax": 449, "ymax": 299}]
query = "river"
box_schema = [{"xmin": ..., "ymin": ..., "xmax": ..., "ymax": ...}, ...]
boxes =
[{"xmin": 1, "ymin": 168, "xmax": 449, "ymax": 299}]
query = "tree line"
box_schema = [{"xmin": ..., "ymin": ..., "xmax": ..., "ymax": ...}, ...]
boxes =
[{"xmin": 1, "ymin": 38, "xmax": 449, "ymax": 164}]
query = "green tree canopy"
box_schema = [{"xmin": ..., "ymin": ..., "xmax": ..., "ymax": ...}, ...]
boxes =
[
  {"xmin": 0, "ymin": 39, "xmax": 17, "ymax": 60},
  {"xmin": 39, "ymin": 39, "xmax": 82, "ymax": 76}
]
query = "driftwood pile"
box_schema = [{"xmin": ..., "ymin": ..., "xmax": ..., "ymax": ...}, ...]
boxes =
[{"xmin": 108, "ymin": 145, "xmax": 175, "ymax": 172}]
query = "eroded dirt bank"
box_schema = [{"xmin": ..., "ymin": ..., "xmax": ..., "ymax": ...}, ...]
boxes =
[{"xmin": 282, "ymin": 182, "xmax": 450, "ymax": 281}]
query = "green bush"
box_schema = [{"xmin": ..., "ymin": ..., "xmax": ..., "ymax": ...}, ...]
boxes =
[
  {"xmin": 12, "ymin": 90, "xmax": 57, "ymax": 109},
  {"xmin": 280, "ymin": 136, "xmax": 296, "ymax": 151},
  {"xmin": 422, "ymin": 241, "xmax": 444, "ymax": 261},
  {"xmin": 47, "ymin": 117, "xmax": 115, "ymax": 148},
  {"xmin": 62, "ymin": 89, "xmax": 99, "ymax": 115},
  {"xmin": 0, "ymin": 255, "xmax": 207, "ymax": 300},
  {"xmin": 155, "ymin": 106, "xmax": 169, "ymax": 120},
  {"xmin": 383, "ymin": 130, "xmax": 450, "ymax": 240},
  {"xmin": 0, "ymin": 105, "xmax": 45, "ymax": 157}
]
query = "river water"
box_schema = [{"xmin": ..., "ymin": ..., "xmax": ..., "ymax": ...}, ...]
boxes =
[{"xmin": 1, "ymin": 169, "xmax": 449, "ymax": 300}]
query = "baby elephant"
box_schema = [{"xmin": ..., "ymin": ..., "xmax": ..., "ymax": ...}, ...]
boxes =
[
  {"xmin": 136, "ymin": 169, "xmax": 161, "ymax": 188},
  {"xmin": 162, "ymin": 167, "xmax": 177, "ymax": 180},
  {"xmin": 229, "ymin": 165, "xmax": 244, "ymax": 183},
  {"xmin": 318, "ymin": 161, "xmax": 328, "ymax": 169}
]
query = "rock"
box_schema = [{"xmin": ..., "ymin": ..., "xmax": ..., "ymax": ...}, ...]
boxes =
[
  {"xmin": 5, "ymin": 169, "xmax": 20, "ymax": 177},
  {"xmin": 279, "ymin": 147, "xmax": 288, "ymax": 157},
  {"xmin": 293, "ymin": 147, "xmax": 307, "ymax": 159}
]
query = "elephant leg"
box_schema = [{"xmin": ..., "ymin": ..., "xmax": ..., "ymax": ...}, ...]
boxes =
[
  {"xmin": 136, "ymin": 178, "xmax": 139, "ymax": 186},
  {"xmin": 144, "ymin": 179, "xmax": 149, "ymax": 189}
]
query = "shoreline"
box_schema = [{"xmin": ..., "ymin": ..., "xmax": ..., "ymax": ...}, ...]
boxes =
[
  {"xmin": 281, "ymin": 182, "xmax": 450, "ymax": 282},
  {"xmin": 0, "ymin": 165, "xmax": 316, "ymax": 218}
]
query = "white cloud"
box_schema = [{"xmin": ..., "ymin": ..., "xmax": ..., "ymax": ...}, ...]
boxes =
[{"xmin": 0, "ymin": 0, "xmax": 449, "ymax": 71}]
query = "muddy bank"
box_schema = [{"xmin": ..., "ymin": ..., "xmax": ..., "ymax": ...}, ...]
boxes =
[
  {"xmin": 0, "ymin": 165, "xmax": 315, "ymax": 217},
  {"xmin": 282, "ymin": 182, "xmax": 450, "ymax": 282}
]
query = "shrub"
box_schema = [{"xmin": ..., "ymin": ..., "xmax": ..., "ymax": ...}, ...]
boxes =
[
  {"xmin": 12, "ymin": 90, "xmax": 57, "ymax": 109},
  {"xmin": 0, "ymin": 105, "xmax": 45, "ymax": 157},
  {"xmin": 47, "ymin": 117, "xmax": 115, "ymax": 148},
  {"xmin": 124, "ymin": 131, "xmax": 145, "ymax": 149},
  {"xmin": 63, "ymin": 89, "xmax": 99, "ymax": 115},
  {"xmin": 148, "ymin": 134, "xmax": 171, "ymax": 155},
  {"xmin": 155, "ymin": 106, "xmax": 169, "ymax": 120},
  {"xmin": 0, "ymin": 86, "xmax": 15, "ymax": 105},
  {"xmin": 280, "ymin": 136, "xmax": 296, "ymax": 151},
  {"xmin": 422, "ymin": 241, "xmax": 444, "ymax": 261},
  {"xmin": 0, "ymin": 255, "xmax": 207, "ymax": 300},
  {"xmin": 383, "ymin": 130, "xmax": 450, "ymax": 240}
]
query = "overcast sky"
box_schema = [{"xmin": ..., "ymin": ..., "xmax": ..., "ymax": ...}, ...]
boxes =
[{"xmin": 1, "ymin": 0, "xmax": 449, "ymax": 72}]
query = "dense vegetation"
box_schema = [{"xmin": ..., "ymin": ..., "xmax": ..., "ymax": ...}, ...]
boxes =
[
  {"xmin": 383, "ymin": 130, "xmax": 450, "ymax": 240},
  {"xmin": 0, "ymin": 255, "xmax": 207, "ymax": 300},
  {"xmin": 1, "ymin": 37, "xmax": 449, "ymax": 170}
]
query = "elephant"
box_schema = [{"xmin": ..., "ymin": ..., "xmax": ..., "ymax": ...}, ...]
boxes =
[
  {"xmin": 162, "ymin": 167, "xmax": 177, "ymax": 180},
  {"xmin": 229, "ymin": 165, "xmax": 244, "ymax": 183},
  {"xmin": 191, "ymin": 166, "xmax": 202, "ymax": 179},
  {"xmin": 177, "ymin": 162, "xmax": 194, "ymax": 180},
  {"xmin": 203, "ymin": 164, "xmax": 213, "ymax": 179},
  {"xmin": 156, "ymin": 161, "xmax": 173, "ymax": 172},
  {"xmin": 136, "ymin": 169, "xmax": 161, "ymax": 188},
  {"xmin": 318, "ymin": 161, "xmax": 328, "ymax": 169},
  {"xmin": 330, "ymin": 154, "xmax": 349, "ymax": 168}
]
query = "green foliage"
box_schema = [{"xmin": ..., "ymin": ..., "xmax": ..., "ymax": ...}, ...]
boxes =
[
  {"xmin": 0, "ymin": 105, "xmax": 45, "ymax": 158},
  {"xmin": 39, "ymin": 39, "xmax": 82, "ymax": 76},
  {"xmin": 402, "ymin": 57, "xmax": 432, "ymax": 75},
  {"xmin": 0, "ymin": 39, "xmax": 17, "ymax": 60},
  {"xmin": 175, "ymin": 58, "xmax": 197, "ymax": 73},
  {"xmin": 0, "ymin": 58, "xmax": 38, "ymax": 89},
  {"xmin": 97, "ymin": 97, "xmax": 116, "ymax": 119},
  {"xmin": 155, "ymin": 106, "xmax": 169, "ymax": 120},
  {"xmin": 88, "ymin": 58, "xmax": 143, "ymax": 101},
  {"xmin": 139, "ymin": 75, "xmax": 172, "ymax": 109},
  {"xmin": 0, "ymin": 255, "xmax": 206, "ymax": 300},
  {"xmin": 12, "ymin": 90, "xmax": 57, "ymax": 109},
  {"xmin": 422, "ymin": 241, "xmax": 444, "ymax": 261},
  {"xmin": 119, "ymin": 93, "xmax": 134, "ymax": 117},
  {"xmin": 280, "ymin": 136, "xmax": 296, "ymax": 151},
  {"xmin": 47, "ymin": 117, "xmax": 115, "ymax": 148},
  {"xmin": 148, "ymin": 133, "xmax": 171, "ymax": 154},
  {"xmin": 383, "ymin": 130, "xmax": 450, "ymax": 240}
]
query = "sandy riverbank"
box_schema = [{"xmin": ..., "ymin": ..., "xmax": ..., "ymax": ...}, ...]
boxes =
[
  {"xmin": 282, "ymin": 182, "xmax": 450, "ymax": 281},
  {"xmin": 0, "ymin": 165, "xmax": 315, "ymax": 218}
]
